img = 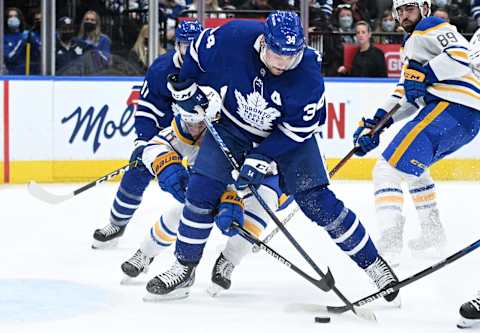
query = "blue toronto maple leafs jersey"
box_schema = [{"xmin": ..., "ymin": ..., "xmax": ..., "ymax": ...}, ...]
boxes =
[
  {"xmin": 134, "ymin": 49, "xmax": 182, "ymax": 143},
  {"xmin": 179, "ymin": 20, "xmax": 326, "ymax": 160}
]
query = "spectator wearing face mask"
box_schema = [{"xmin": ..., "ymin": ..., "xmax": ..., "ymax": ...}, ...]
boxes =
[
  {"xmin": 4, "ymin": 7, "xmax": 27, "ymax": 74},
  {"xmin": 374, "ymin": 9, "xmax": 403, "ymax": 44},
  {"xmin": 73, "ymin": 10, "xmax": 111, "ymax": 68},
  {"xmin": 56, "ymin": 16, "xmax": 85, "ymax": 72},
  {"xmin": 350, "ymin": 21, "xmax": 387, "ymax": 77},
  {"xmin": 333, "ymin": 4, "xmax": 355, "ymax": 44}
]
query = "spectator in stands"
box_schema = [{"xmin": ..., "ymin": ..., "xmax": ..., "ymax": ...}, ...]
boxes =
[
  {"xmin": 332, "ymin": 3, "xmax": 355, "ymax": 43},
  {"xmin": 4, "ymin": 7, "xmax": 27, "ymax": 75},
  {"xmin": 238, "ymin": 0, "xmax": 273, "ymax": 17},
  {"xmin": 128, "ymin": 24, "xmax": 166, "ymax": 72},
  {"xmin": 335, "ymin": 0, "xmax": 372, "ymax": 22},
  {"xmin": 374, "ymin": 9, "xmax": 403, "ymax": 44},
  {"xmin": 187, "ymin": 0, "xmax": 226, "ymax": 18},
  {"xmin": 25, "ymin": 9, "xmax": 42, "ymax": 74},
  {"xmin": 55, "ymin": 16, "xmax": 85, "ymax": 72},
  {"xmin": 433, "ymin": 7, "xmax": 450, "ymax": 21},
  {"xmin": 160, "ymin": 0, "xmax": 187, "ymax": 49},
  {"xmin": 350, "ymin": 20, "xmax": 387, "ymax": 77},
  {"xmin": 432, "ymin": 0, "xmax": 469, "ymax": 32},
  {"xmin": 74, "ymin": 10, "xmax": 112, "ymax": 68}
]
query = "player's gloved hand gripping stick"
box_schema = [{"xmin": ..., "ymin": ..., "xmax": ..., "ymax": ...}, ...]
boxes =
[
  {"xmin": 167, "ymin": 74, "xmax": 376, "ymax": 321},
  {"xmin": 329, "ymin": 103, "xmax": 401, "ymax": 177}
]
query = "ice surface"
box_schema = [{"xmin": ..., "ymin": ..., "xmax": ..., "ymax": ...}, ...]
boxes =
[{"xmin": 1, "ymin": 181, "xmax": 479, "ymax": 332}]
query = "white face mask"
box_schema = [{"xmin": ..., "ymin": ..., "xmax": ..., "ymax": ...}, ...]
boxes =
[
  {"xmin": 382, "ymin": 20, "xmax": 396, "ymax": 32},
  {"xmin": 339, "ymin": 16, "xmax": 353, "ymax": 29},
  {"xmin": 7, "ymin": 17, "xmax": 20, "ymax": 29}
]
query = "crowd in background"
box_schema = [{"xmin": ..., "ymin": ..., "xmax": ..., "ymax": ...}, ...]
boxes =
[{"xmin": 3, "ymin": 0, "xmax": 480, "ymax": 76}]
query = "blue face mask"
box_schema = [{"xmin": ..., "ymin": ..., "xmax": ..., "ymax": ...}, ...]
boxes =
[{"xmin": 7, "ymin": 16, "xmax": 20, "ymax": 30}]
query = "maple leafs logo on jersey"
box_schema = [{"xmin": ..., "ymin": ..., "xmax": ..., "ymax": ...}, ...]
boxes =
[{"xmin": 234, "ymin": 90, "xmax": 281, "ymax": 131}]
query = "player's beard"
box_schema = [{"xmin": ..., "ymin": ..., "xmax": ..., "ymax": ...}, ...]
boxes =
[{"xmin": 401, "ymin": 13, "xmax": 421, "ymax": 33}]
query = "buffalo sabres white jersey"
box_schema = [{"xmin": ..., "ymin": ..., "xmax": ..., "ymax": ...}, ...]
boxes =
[
  {"xmin": 141, "ymin": 116, "xmax": 201, "ymax": 176},
  {"xmin": 381, "ymin": 16, "xmax": 480, "ymax": 118}
]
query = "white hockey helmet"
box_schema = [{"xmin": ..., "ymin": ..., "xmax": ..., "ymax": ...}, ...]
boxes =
[
  {"xmin": 172, "ymin": 85, "xmax": 221, "ymax": 124},
  {"xmin": 469, "ymin": 29, "xmax": 480, "ymax": 73},
  {"xmin": 392, "ymin": 0, "xmax": 431, "ymax": 21}
]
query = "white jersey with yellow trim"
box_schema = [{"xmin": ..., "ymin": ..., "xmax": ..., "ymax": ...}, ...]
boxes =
[
  {"xmin": 141, "ymin": 115, "xmax": 200, "ymax": 176},
  {"xmin": 381, "ymin": 16, "xmax": 480, "ymax": 118}
]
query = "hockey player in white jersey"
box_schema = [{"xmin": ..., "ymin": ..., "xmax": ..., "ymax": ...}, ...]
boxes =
[
  {"xmin": 455, "ymin": 28, "xmax": 480, "ymax": 331},
  {"xmin": 120, "ymin": 86, "xmax": 290, "ymax": 297},
  {"xmin": 353, "ymin": 0, "xmax": 480, "ymax": 266}
]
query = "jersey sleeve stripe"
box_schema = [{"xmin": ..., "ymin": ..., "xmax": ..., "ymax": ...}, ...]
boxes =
[
  {"xmin": 281, "ymin": 121, "xmax": 320, "ymax": 133},
  {"xmin": 137, "ymin": 99, "xmax": 165, "ymax": 117},
  {"xmin": 134, "ymin": 111, "xmax": 160, "ymax": 127},
  {"xmin": 278, "ymin": 123, "xmax": 314, "ymax": 143},
  {"xmin": 190, "ymin": 29, "xmax": 210, "ymax": 73}
]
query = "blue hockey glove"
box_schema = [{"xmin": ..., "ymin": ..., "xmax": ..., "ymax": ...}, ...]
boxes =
[
  {"xmin": 404, "ymin": 60, "xmax": 438, "ymax": 104},
  {"xmin": 167, "ymin": 73, "xmax": 209, "ymax": 115},
  {"xmin": 353, "ymin": 109, "xmax": 392, "ymax": 157},
  {"xmin": 214, "ymin": 190, "xmax": 244, "ymax": 236},
  {"xmin": 234, "ymin": 154, "xmax": 272, "ymax": 191},
  {"xmin": 152, "ymin": 151, "xmax": 188, "ymax": 203},
  {"xmin": 129, "ymin": 140, "xmax": 147, "ymax": 167}
]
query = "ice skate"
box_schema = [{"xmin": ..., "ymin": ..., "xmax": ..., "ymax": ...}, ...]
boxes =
[
  {"xmin": 207, "ymin": 253, "xmax": 235, "ymax": 297},
  {"xmin": 120, "ymin": 249, "xmax": 154, "ymax": 284},
  {"xmin": 365, "ymin": 256, "xmax": 401, "ymax": 305},
  {"xmin": 408, "ymin": 209, "xmax": 447, "ymax": 258},
  {"xmin": 92, "ymin": 223, "xmax": 126, "ymax": 249},
  {"xmin": 376, "ymin": 216, "xmax": 405, "ymax": 267},
  {"xmin": 457, "ymin": 294, "xmax": 480, "ymax": 329},
  {"xmin": 143, "ymin": 260, "xmax": 196, "ymax": 301}
]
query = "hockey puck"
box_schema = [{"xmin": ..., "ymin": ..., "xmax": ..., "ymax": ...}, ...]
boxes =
[{"xmin": 314, "ymin": 316, "xmax": 331, "ymax": 323}]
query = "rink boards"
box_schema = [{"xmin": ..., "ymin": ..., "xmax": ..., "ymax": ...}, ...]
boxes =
[{"xmin": 0, "ymin": 76, "xmax": 479, "ymax": 184}]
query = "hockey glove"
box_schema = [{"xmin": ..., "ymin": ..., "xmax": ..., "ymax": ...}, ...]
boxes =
[
  {"xmin": 129, "ymin": 140, "xmax": 147, "ymax": 168},
  {"xmin": 214, "ymin": 190, "xmax": 244, "ymax": 236},
  {"xmin": 404, "ymin": 60, "xmax": 438, "ymax": 105},
  {"xmin": 353, "ymin": 109, "xmax": 392, "ymax": 156},
  {"xmin": 234, "ymin": 154, "xmax": 272, "ymax": 191},
  {"xmin": 152, "ymin": 151, "xmax": 188, "ymax": 203},
  {"xmin": 167, "ymin": 73, "xmax": 209, "ymax": 116}
]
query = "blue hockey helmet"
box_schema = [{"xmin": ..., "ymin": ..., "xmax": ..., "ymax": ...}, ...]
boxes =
[
  {"xmin": 175, "ymin": 20, "xmax": 203, "ymax": 44},
  {"xmin": 264, "ymin": 11, "xmax": 305, "ymax": 56}
]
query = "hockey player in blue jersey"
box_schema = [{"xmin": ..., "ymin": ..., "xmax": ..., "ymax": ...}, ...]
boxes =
[
  {"xmin": 92, "ymin": 21, "xmax": 203, "ymax": 249},
  {"xmin": 353, "ymin": 0, "xmax": 480, "ymax": 265},
  {"xmin": 144, "ymin": 11, "xmax": 400, "ymax": 301}
]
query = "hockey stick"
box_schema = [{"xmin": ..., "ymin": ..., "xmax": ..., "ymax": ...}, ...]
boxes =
[
  {"xmin": 252, "ymin": 104, "xmax": 403, "ymax": 250},
  {"xmin": 329, "ymin": 103, "xmax": 402, "ymax": 177},
  {"xmin": 201, "ymin": 117, "xmax": 376, "ymax": 320},
  {"xmin": 323, "ymin": 237, "xmax": 480, "ymax": 314},
  {"xmin": 236, "ymin": 223, "xmax": 334, "ymax": 291},
  {"xmin": 251, "ymin": 204, "xmax": 300, "ymax": 253},
  {"xmin": 235, "ymin": 223, "xmax": 375, "ymax": 320},
  {"xmin": 27, "ymin": 161, "xmax": 137, "ymax": 204}
]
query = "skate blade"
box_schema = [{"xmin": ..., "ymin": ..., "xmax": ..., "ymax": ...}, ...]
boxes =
[
  {"xmin": 142, "ymin": 288, "xmax": 190, "ymax": 302},
  {"xmin": 457, "ymin": 317, "xmax": 480, "ymax": 329},
  {"xmin": 206, "ymin": 283, "xmax": 225, "ymax": 297},
  {"xmin": 91, "ymin": 238, "xmax": 119, "ymax": 250}
]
